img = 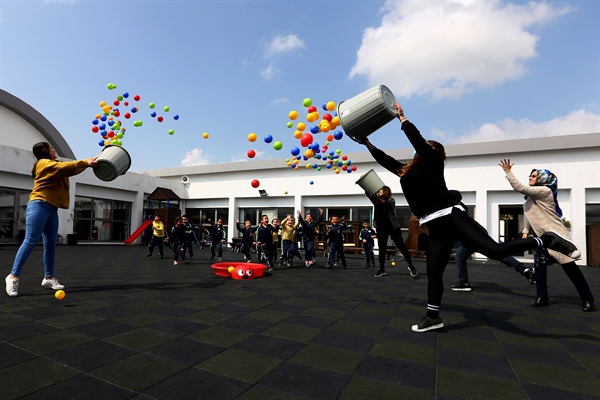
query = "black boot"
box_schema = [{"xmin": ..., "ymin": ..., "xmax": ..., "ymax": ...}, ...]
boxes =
[
  {"xmin": 530, "ymin": 297, "xmax": 549, "ymax": 307},
  {"xmin": 522, "ymin": 268, "xmax": 536, "ymax": 285},
  {"xmin": 582, "ymin": 298, "xmax": 596, "ymax": 312}
]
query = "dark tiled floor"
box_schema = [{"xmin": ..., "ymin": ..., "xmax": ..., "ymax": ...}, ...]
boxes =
[{"xmin": 1, "ymin": 245, "xmax": 599, "ymax": 399}]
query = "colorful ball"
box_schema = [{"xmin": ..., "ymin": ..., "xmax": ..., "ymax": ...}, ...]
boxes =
[
  {"xmin": 163, "ymin": 106, "xmax": 170, "ymax": 112},
  {"xmin": 168, "ymin": 129, "xmax": 175, "ymax": 135},
  {"xmin": 173, "ymin": 114, "xmax": 179, "ymax": 120},
  {"xmin": 203, "ymin": 132, "xmax": 209, "ymax": 139},
  {"xmin": 289, "ymin": 110, "xmax": 299, "ymax": 120},
  {"xmin": 264, "ymin": 134, "xmax": 273, "ymax": 143},
  {"xmin": 326, "ymin": 101, "xmax": 336, "ymax": 111},
  {"xmin": 251, "ymin": 179, "xmax": 260, "ymax": 188},
  {"xmin": 133, "ymin": 94, "xmax": 140, "ymax": 101},
  {"xmin": 248, "ymin": 132, "xmax": 257, "ymax": 142},
  {"xmin": 149, "ymin": 102, "xmax": 155, "ymax": 109},
  {"xmin": 228, "ymin": 266, "xmax": 235, "ymax": 273},
  {"xmin": 247, "ymin": 149, "xmax": 256, "ymax": 158},
  {"xmin": 307, "ymin": 105, "xmax": 317, "ymax": 113},
  {"xmin": 303, "ymin": 98, "xmax": 312, "ymax": 107},
  {"xmin": 286, "ymin": 122, "xmax": 293, "ymax": 128},
  {"xmin": 55, "ymin": 290, "xmax": 65, "ymax": 300},
  {"xmin": 273, "ymin": 141, "xmax": 283, "ymax": 150}
]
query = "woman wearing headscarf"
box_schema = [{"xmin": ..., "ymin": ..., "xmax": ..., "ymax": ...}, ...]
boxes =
[{"xmin": 500, "ymin": 161, "xmax": 594, "ymax": 312}]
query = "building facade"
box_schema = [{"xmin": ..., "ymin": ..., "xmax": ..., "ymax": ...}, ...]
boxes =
[{"xmin": 1, "ymin": 89, "xmax": 599, "ymax": 265}]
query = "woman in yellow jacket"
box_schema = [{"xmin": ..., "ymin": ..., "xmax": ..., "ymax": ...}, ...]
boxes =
[{"xmin": 6, "ymin": 142, "xmax": 97, "ymax": 297}]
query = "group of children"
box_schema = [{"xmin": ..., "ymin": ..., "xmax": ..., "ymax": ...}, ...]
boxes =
[{"xmin": 146, "ymin": 211, "xmax": 394, "ymax": 272}]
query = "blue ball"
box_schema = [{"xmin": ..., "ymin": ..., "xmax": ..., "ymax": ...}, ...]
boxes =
[
  {"xmin": 326, "ymin": 163, "xmax": 332, "ymax": 169},
  {"xmin": 312, "ymin": 164, "xmax": 317, "ymax": 169},
  {"xmin": 123, "ymin": 92, "xmax": 129, "ymax": 98},
  {"xmin": 100, "ymin": 130, "xmax": 107, "ymax": 136},
  {"xmin": 92, "ymin": 119, "xmax": 99, "ymax": 125},
  {"xmin": 310, "ymin": 180, "xmax": 314, "ymax": 184},
  {"xmin": 100, "ymin": 115, "xmax": 107, "ymax": 121},
  {"xmin": 296, "ymin": 155, "xmax": 302, "ymax": 160},
  {"xmin": 99, "ymin": 123, "xmax": 106, "ymax": 130},
  {"xmin": 98, "ymin": 140, "xmax": 105, "ymax": 146},
  {"xmin": 316, "ymin": 154, "xmax": 322, "ymax": 159},
  {"xmin": 291, "ymin": 147, "xmax": 300, "ymax": 156},
  {"xmin": 264, "ymin": 134, "xmax": 273, "ymax": 143},
  {"xmin": 174, "ymin": 114, "xmax": 180, "ymax": 120},
  {"xmin": 131, "ymin": 107, "xmax": 137, "ymax": 113},
  {"xmin": 333, "ymin": 130, "xmax": 344, "ymax": 140},
  {"xmin": 310, "ymin": 125, "xmax": 319, "ymax": 134},
  {"xmin": 108, "ymin": 120, "xmax": 114, "ymax": 126},
  {"xmin": 151, "ymin": 112, "xmax": 157, "ymax": 118},
  {"xmin": 337, "ymin": 161, "xmax": 343, "ymax": 167},
  {"xmin": 347, "ymin": 160, "xmax": 352, "ymax": 165},
  {"xmin": 322, "ymin": 102, "xmax": 327, "ymax": 111}
]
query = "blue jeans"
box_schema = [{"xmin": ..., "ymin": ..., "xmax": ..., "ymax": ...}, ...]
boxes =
[{"xmin": 11, "ymin": 200, "xmax": 59, "ymax": 278}]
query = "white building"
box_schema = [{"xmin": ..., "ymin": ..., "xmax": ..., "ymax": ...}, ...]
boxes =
[{"xmin": 2, "ymin": 89, "xmax": 599, "ymax": 265}]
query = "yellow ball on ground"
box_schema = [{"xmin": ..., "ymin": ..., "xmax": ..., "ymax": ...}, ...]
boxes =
[
  {"xmin": 55, "ymin": 290, "xmax": 66, "ymax": 300},
  {"xmin": 391, "ymin": 261, "xmax": 396, "ymax": 266}
]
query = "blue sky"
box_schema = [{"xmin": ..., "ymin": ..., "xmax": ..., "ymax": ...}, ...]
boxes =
[{"xmin": 1, "ymin": 0, "xmax": 598, "ymax": 172}]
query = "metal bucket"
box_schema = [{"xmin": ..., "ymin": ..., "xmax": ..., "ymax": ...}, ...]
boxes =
[
  {"xmin": 93, "ymin": 145, "xmax": 131, "ymax": 182},
  {"xmin": 337, "ymin": 84, "xmax": 397, "ymax": 143},
  {"xmin": 355, "ymin": 169, "xmax": 386, "ymax": 196}
]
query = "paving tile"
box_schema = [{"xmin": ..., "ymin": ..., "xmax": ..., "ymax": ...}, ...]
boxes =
[
  {"xmin": 233, "ymin": 334, "xmax": 304, "ymax": 359},
  {"xmin": 89, "ymin": 353, "xmax": 188, "ymax": 392},
  {"xmin": 68, "ymin": 319, "xmax": 138, "ymax": 339},
  {"xmin": 0, "ymin": 343, "xmax": 37, "ymax": 368},
  {"xmin": 146, "ymin": 337, "xmax": 226, "ymax": 365},
  {"xmin": 142, "ymin": 368, "xmax": 251, "ymax": 400},
  {"xmin": 437, "ymin": 367, "xmax": 525, "ymax": 399},
  {"xmin": 354, "ymin": 354, "xmax": 436, "ymax": 391},
  {"xmin": 0, "ymin": 320, "xmax": 59, "ymax": 342},
  {"xmin": 259, "ymin": 362, "xmax": 351, "ymax": 399},
  {"xmin": 20, "ymin": 374, "xmax": 136, "ymax": 400},
  {"xmin": 197, "ymin": 348, "xmax": 283, "ymax": 383},
  {"xmin": 339, "ymin": 376, "xmax": 433, "ymax": 400},
  {"xmin": 47, "ymin": 340, "xmax": 136, "ymax": 371},
  {"xmin": 103, "ymin": 327, "xmax": 178, "ymax": 351},
  {"xmin": 186, "ymin": 325, "xmax": 255, "ymax": 347},
  {"xmin": 369, "ymin": 337, "xmax": 436, "ymax": 366},
  {"xmin": 289, "ymin": 343, "xmax": 364, "ymax": 375},
  {"xmin": 511, "ymin": 359, "xmax": 600, "ymax": 396}
]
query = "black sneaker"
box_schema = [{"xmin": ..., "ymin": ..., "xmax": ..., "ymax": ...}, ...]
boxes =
[
  {"xmin": 374, "ymin": 270, "xmax": 386, "ymax": 277},
  {"xmin": 542, "ymin": 232, "xmax": 581, "ymax": 259},
  {"xmin": 326, "ymin": 264, "xmax": 333, "ymax": 269},
  {"xmin": 451, "ymin": 283, "xmax": 472, "ymax": 292},
  {"xmin": 146, "ymin": 253, "xmax": 152, "ymax": 257},
  {"xmin": 412, "ymin": 316, "xmax": 444, "ymax": 332},
  {"xmin": 522, "ymin": 268, "xmax": 536, "ymax": 285},
  {"xmin": 408, "ymin": 266, "xmax": 419, "ymax": 278}
]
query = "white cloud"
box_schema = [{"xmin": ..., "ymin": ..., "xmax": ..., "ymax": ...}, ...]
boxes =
[
  {"xmin": 272, "ymin": 97, "xmax": 289, "ymax": 105},
  {"xmin": 180, "ymin": 148, "xmax": 212, "ymax": 167},
  {"xmin": 350, "ymin": 0, "xmax": 573, "ymax": 100},
  {"xmin": 265, "ymin": 34, "xmax": 305, "ymax": 57},
  {"xmin": 442, "ymin": 109, "xmax": 600, "ymax": 144},
  {"xmin": 261, "ymin": 63, "xmax": 280, "ymax": 80}
]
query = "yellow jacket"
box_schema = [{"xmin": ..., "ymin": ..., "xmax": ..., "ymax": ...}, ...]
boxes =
[
  {"xmin": 30, "ymin": 159, "xmax": 89, "ymax": 209},
  {"xmin": 280, "ymin": 217, "xmax": 299, "ymax": 241},
  {"xmin": 152, "ymin": 221, "xmax": 166, "ymax": 237}
]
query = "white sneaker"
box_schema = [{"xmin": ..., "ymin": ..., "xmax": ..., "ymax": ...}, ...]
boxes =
[
  {"xmin": 41, "ymin": 278, "xmax": 64, "ymax": 290},
  {"xmin": 6, "ymin": 275, "xmax": 19, "ymax": 297}
]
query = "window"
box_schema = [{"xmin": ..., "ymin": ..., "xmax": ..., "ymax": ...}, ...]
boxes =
[{"xmin": 74, "ymin": 196, "xmax": 131, "ymax": 241}]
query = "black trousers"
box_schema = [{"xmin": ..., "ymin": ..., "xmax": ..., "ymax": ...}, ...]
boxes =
[
  {"xmin": 376, "ymin": 227, "xmax": 414, "ymax": 269},
  {"xmin": 424, "ymin": 208, "xmax": 541, "ymax": 309}
]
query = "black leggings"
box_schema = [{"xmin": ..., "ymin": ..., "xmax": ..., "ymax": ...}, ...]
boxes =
[
  {"xmin": 425, "ymin": 208, "xmax": 541, "ymax": 308},
  {"xmin": 377, "ymin": 228, "xmax": 414, "ymax": 269}
]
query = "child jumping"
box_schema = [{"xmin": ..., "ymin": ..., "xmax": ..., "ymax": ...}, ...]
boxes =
[
  {"xmin": 167, "ymin": 216, "xmax": 186, "ymax": 266},
  {"xmin": 326, "ymin": 215, "xmax": 348, "ymax": 270},
  {"xmin": 208, "ymin": 218, "xmax": 227, "ymax": 261},
  {"xmin": 280, "ymin": 214, "xmax": 300, "ymax": 267},
  {"xmin": 256, "ymin": 214, "xmax": 278, "ymax": 271},
  {"xmin": 297, "ymin": 209, "xmax": 323, "ymax": 267},
  {"xmin": 236, "ymin": 219, "xmax": 257, "ymax": 262}
]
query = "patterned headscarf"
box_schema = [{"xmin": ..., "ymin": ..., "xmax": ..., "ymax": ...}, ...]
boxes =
[{"xmin": 527, "ymin": 168, "xmax": 563, "ymax": 218}]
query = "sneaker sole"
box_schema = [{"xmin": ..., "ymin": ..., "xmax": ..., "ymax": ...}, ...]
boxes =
[
  {"xmin": 412, "ymin": 321, "xmax": 444, "ymax": 332},
  {"xmin": 547, "ymin": 232, "xmax": 581, "ymax": 259},
  {"xmin": 451, "ymin": 288, "xmax": 472, "ymax": 292}
]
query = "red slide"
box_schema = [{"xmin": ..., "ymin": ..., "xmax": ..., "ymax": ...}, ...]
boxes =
[{"xmin": 124, "ymin": 219, "xmax": 153, "ymax": 244}]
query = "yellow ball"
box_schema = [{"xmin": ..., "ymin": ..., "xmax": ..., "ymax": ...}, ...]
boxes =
[
  {"xmin": 248, "ymin": 133, "xmax": 257, "ymax": 142},
  {"xmin": 326, "ymin": 101, "xmax": 336, "ymax": 111},
  {"xmin": 228, "ymin": 266, "xmax": 235, "ymax": 273},
  {"xmin": 296, "ymin": 122, "xmax": 306, "ymax": 131},
  {"xmin": 391, "ymin": 261, "xmax": 396, "ymax": 266},
  {"xmin": 203, "ymin": 132, "xmax": 209, "ymax": 139},
  {"xmin": 289, "ymin": 110, "xmax": 299, "ymax": 120},
  {"xmin": 55, "ymin": 290, "xmax": 65, "ymax": 300},
  {"xmin": 293, "ymin": 130, "xmax": 303, "ymax": 139}
]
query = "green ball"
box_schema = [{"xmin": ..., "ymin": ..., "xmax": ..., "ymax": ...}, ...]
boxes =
[
  {"xmin": 164, "ymin": 106, "xmax": 170, "ymax": 112},
  {"xmin": 149, "ymin": 103, "xmax": 155, "ymax": 109},
  {"xmin": 168, "ymin": 129, "xmax": 175, "ymax": 135},
  {"xmin": 117, "ymin": 95, "xmax": 123, "ymax": 101},
  {"xmin": 286, "ymin": 122, "xmax": 293, "ymax": 128},
  {"xmin": 303, "ymin": 98, "xmax": 312, "ymax": 107},
  {"xmin": 273, "ymin": 141, "xmax": 283, "ymax": 150},
  {"xmin": 284, "ymin": 191, "xmax": 288, "ymax": 194}
]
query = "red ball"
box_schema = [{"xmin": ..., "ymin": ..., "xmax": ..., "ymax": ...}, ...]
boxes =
[
  {"xmin": 247, "ymin": 150, "xmax": 256, "ymax": 158},
  {"xmin": 307, "ymin": 105, "xmax": 317, "ymax": 113},
  {"xmin": 342, "ymin": 155, "xmax": 347, "ymax": 160},
  {"xmin": 323, "ymin": 113, "xmax": 332, "ymax": 122},
  {"xmin": 133, "ymin": 94, "xmax": 140, "ymax": 101},
  {"xmin": 157, "ymin": 116, "xmax": 164, "ymax": 122},
  {"xmin": 251, "ymin": 179, "xmax": 260, "ymax": 188},
  {"xmin": 114, "ymin": 111, "xmax": 121, "ymax": 117},
  {"xmin": 91, "ymin": 126, "xmax": 99, "ymax": 133},
  {"xmin": 352, "ymin": 166, "xmax": 357, "ymax": 171},
  {"xmin": 113, "ymin": 100, "xmax": 120, "ymax": 106},
  {"xmin": 300, "ymin": 133, "xmax": 313, "ymax": 147},
  {"xmin": 124, "ymin": 113, "xmax": 131, "ymax": 119}
]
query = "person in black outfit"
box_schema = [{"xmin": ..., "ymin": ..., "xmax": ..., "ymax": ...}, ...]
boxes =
[
  {"xmin": 360, "ymin": 102, "xmax": 581, "ymax": 332},
  {"xmin": 359, "ymin": 220, "xmax": 377, "ymax": 268},
  {"xmin": 236, "ymin": 219, "xmax": 257, "ymax": 262},
  {"xmin": 180, "ymin": 215, "xmax": 197, "ymax": 260},
  {"xmin": 326, "ymin": 215, "xmax": 348, "ymax": 270},
  {"xmin": 297, "ymin": 209, "xmax": 323, "ymax": 267},
  {"xmin": 167, "ymin": 216, "xmax": 186, "ymax": 266},
  {"xmin": 368, "ymin": 185, "xmax": 418, "ymax": 278},
  {"xmin": 207, "ymin": 218, "xmax": 227, "ymax": 261},
  {"xmin": 256, "ymin": 214, "xmax": 278, "ymax": 271}
]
